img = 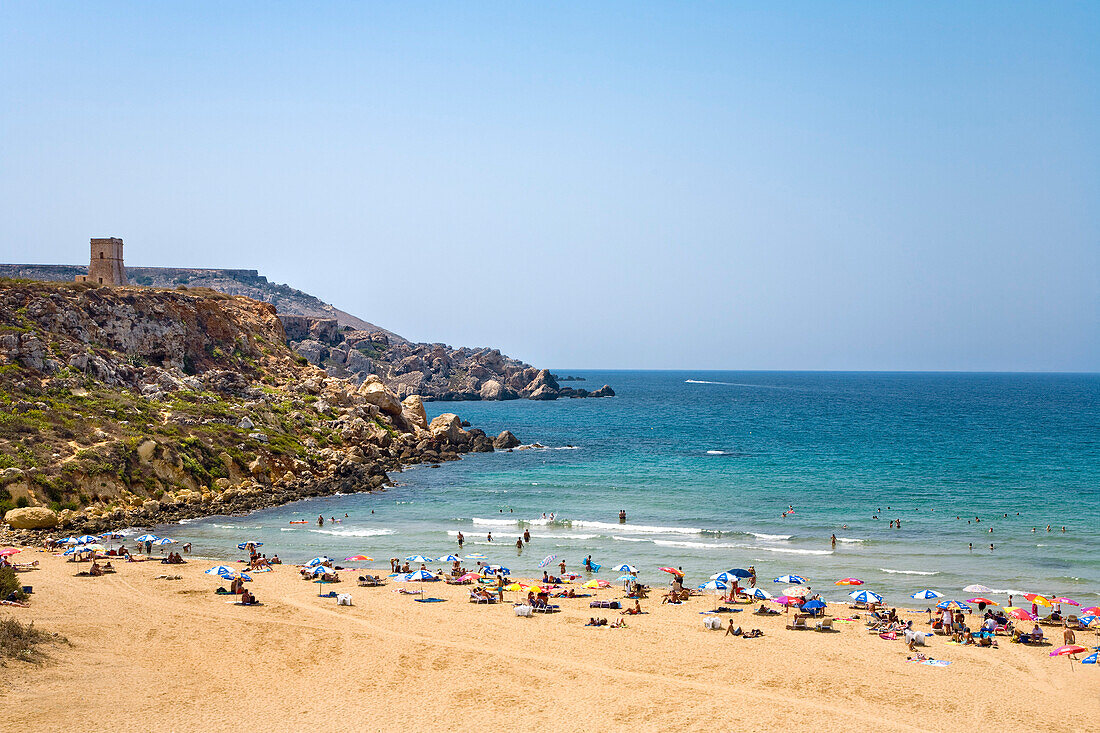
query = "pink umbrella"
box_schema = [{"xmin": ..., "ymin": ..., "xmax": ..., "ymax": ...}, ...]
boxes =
[
  {"xmin": 1081, "ymin": 606, "xmax": 1100, "ymax": 615},
  {"xmin": 774, "ymin": 595, "xmax": 800, "ymax": 606},
  {"xmin": 1050, "ymin": 597, "xmax": 1079, "ymax": 606},
  {"xmin": 457, "ymin": 573, "xmax": 481, "ymax": 582},
  {"xmin": 0, "ymin": 548, "xmax": 21, "ymax": 557},
  {"xmin": 1049, "ymin": 645, "xmax": 1087, "ymax": 658}
]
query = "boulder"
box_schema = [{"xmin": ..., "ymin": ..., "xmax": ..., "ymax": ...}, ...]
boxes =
[
  {"xmin": 589, "ymin": 385, "xmax": 616, "ymax": 398},
  {"xmin": 479, "ymin": 379, "xmax": 504, "ymax": 400},
  {"xmin": 528, "ymin": 384, "xmax": 558, "ymax": 401},
  {"xmin": 295, "ymin": 340, "xmax": 325, "ymax": 366},
  {"xmin": 237, "ymin": 416, "xmax": 254, "ymax": 430},
  {"xmin": 428, "ymin": 413, "xmax": 467, "ymax": 443},
  {"xmin": 4, "ymin": 506, "xmax": 59, "ymax": 529},
  {"xmin": 358, "ymin": 380, "xmax": 403, "ymax": 416},
  {"xmin": 493, "ymin": 430, "xmax": 521, "ymax": 450},
  {"xmin": 401, "ymin": 395, "xmax": 428, "ymax": 430}
]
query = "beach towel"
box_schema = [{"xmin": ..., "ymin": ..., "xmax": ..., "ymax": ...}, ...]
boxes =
[{"xmin": 414, "ymin": 597, "xmax": 446, "ymax": 603}]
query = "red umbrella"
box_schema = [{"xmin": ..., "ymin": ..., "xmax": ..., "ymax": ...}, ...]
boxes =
[
  {"xmin": 1007, "ymin": 608, "xmax": 1038, "ymax": 621},
  {"xmin": 1049, "ymin": 645, "xmax": 1088, "ymax": 658},
  {"xmin": 835, "ymin": 578, "xmax": 863, "ymax": 586},
  {"xmin": 967, "ymin": 597, "xmax": 998, "ymax": 606},
  {"xmin": 659, "ymin": 567, "xmax": 684, "ymax": 577},
  {"xmin": 1050, "ymin": 597, "xmax": 1079, "ymax": 606},
  {"xmin": 0, "ymin": 548, "xmax": 21, "ymax": 557},
  {"xmin": 1081, "ymin": 606, "xmax": 1100, "ymax": 615}
]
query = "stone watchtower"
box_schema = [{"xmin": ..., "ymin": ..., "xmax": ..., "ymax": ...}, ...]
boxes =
[{"xmin": 75, "ymin": 237, "xmax": 128, "ymax": 286}]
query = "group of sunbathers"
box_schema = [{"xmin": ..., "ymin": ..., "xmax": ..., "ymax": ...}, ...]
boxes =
[
  {"xmin": 161, "ymin": 552, "xmax": 186, "ymax": 564},
  {"xmin": 586, "ymin": 617, "xmax": 626, "ymax": 628},
  {"xmin": 726, "ymin": 621, "xmax": 763, "ymax": 638}
]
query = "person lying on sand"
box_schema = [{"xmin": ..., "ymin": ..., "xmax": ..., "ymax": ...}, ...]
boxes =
[{"xmin": 743, "ymin": 629, "xmax": 764, "ymax": 638}]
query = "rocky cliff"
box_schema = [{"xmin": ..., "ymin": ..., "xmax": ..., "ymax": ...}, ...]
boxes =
[
  {"xmin": 0, "ymin": 279, "xmax": 517, "ymax": 536},
  {"xmin": 0, "ymin": 264, "xmax": 614, "ymax": 402}
]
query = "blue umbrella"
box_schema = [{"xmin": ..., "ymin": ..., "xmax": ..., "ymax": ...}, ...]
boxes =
[
  {"xmin": 205, "ymin": 565, "xmax": 238, "ymax": 577},
  {"xmin": 699, "ymin": 580, "xmax": 728, "ymax": 591},
  {"xmin": 481, "ymin": 565, "xmax": 510, "ymax": 575},
  {"xmin": 135, "ymin": 534, "xmax": 160, "ymax": 543},
  {"xmin": 306, "ymin": 565, "xmax": 330, "ymax": 576},
  {"xmin": 74, "ymin": 535, "xmax": 99, "ymax": 544},
  {"xmin": 1079, "ymin": 615, "xmax": 1097, "ymax": 626},
  {"xmin": 774, "ymin": 575, "xmax": 806, "ymax": 584},
  {"xmin": 99, "ymin": 531, "xmax": 125, "ymax": 540},
  {"xmin": 1082, "ymin": 652, "xmax": 1097, "ymax": 665},
  {"xmin": 405, "ymin": 555, "xmax": 433, "ymax": 564},
  {"xmin": 802, "ymin": 599, "xmax": 827, "ymax": 610},
  {"xmin": 749, "ymin": 588, "xmax": 773, "ymax": 600},
  {"xmin": 850, "ymin": 590, "xmax": 885, "ymax": 604},
  {"xmin": 62, "ymin": 546, "xmax": 89, "ymax": 556},
  {"xmin": 538, "ymin": 555, "xmax": 560, "ymax": 568},
  {"xmin": 60, "ymin": 536, "xmax": 79, "ymax": 545},
  {"xmin": 711, "ymin": 572, "xmax": 741, "ymax": 584},
  {"xmin": 729, "ymin": 569, "xmax": 753, "ymax": 578},
  {"xmin": 612, "ymin": 563, "xmax": 637, "ymax": 573},
  {"xmin": 152, "ymin": 538, "xmax": 175, "ymax": 546},
  {"xmin": 238, "ymin": 541, "xmax": 263, "ymax": 550},
  {"xmin": 437, "ymin": 554, "xmax": 461, "ymax": 563},
  {"xmin": 911, "ymin": 590, "xmax": 944, "ymax": 600},
  {"xmin": 401, "ymin": 569, "xmax": 437, "ymax": 582},
  {"xmin": 306, "ymin": 556, "xmax": 334, "ymax": 567}
]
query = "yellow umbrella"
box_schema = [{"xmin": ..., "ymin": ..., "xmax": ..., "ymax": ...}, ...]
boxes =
[
  {"xmin": 583, "ymin": 580, "xmax": 600, "ymax": 589},
  {"xmin": 1024, "ymin": 594, "xmax": 1052, "ymax": 607},
  {"xmin": 504, "ymin": 583, "xmax": 524, "ymax": 592},
  {"xmin": 526, "ymin": 585, "xmax": 545, "ymax": 594}
]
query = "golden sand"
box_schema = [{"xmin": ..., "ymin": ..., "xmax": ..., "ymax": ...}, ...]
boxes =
[{"xmin": 2, "ymin": 551, "xmax": 1097, "ymax": 732}]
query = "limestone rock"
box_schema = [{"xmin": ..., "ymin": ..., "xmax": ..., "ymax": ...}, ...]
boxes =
[
  {"xmin": 479, "ymin": 379, "xmax": 503, "ymax": 400},
  {"xmin": 4, "ymin": 506, "xmax": 59, "ymax": 529},
  {"xmin": 493, "ymin": 430, "xmax": 521, "ymax": 450},
  {"xmin": 428, "ymin": 413, "xmax": 467, "ymax": 443},
  {"xmin": 358, "ymin": 380, "xmax": 402, "ymax": 416},
  {"xmin": 589, "ymin": 385, "xmax": 616, "ymax": 398},
  {"xmin": 401, "ymin": 395, "xmax": 428, "ymax": 430},
  {"xmin": 528, "ymin": 384, "xmax": 557, "ymax": 401},
  {"xmin": 237, "ymin": 416, "xmax": 254, "ymax": 430}
]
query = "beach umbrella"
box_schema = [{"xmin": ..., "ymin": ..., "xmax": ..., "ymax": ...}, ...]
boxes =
[
  {"xmin": 306, "ymin": 565, "xmax": 330, "ymax": 576},
  {"xmin": 1081, "ymin": 606, "xmax": 1100, "ymax": 615},
  {"xmin": 727, "ymin": 569, "xmax": 753, "ymax": 579},
  {"xmin": 801, "ymin": 599, "xmax": 826, "ymax": 611},
  {"xmin": 616, "ymin": 575, "xmax": 637, "ymax": 582},
  {"xmin": 699, "ymin": 580, "xmax": 728, "ymax": 592},
  {"xmin": 583, "ymin": 580, "xmax": 611, "ymax": 589},
  {"xmin": 910, "ymin": 590, "xmax": 943, "ymax": 600},
  {"xmin": 936, "ymin": 600, "xmax": 971, "ymax": 611},
  {"xmin": 135, "ymin": 534, "xmax": 159, "ymax": 543},
  {"xmin": 465, "ymin": 553, "xmax": 488, "ymax": 560},
  {"xmin": 344, "ymin": 555, "xmax": 374, "ymax": 562},
  {"xmin": 152, "ymin": 538, "xmax": 175, "ymax": 546},
  {"xmin": 99, "ymin": 532, "xmax": 125, "ymax": 540},
  {"xmin": 237, "ymin": 541, "xmax": 263, "ymax": 550},
  {"xmin": 456, "ymin": 573, "xmax": 481, "ymax": 582},
  {"xmin": 62, "ymin": 546, "xmax": 83, "ymax": 556},
  {"xmin": 774, "ymin": 595, "xmax": 800, "ymax": 606},
  {"xmin": 74, "ymin": 535, "xmax": 99, "ymax": 545},
  {"xmin": 1050, "ymin": 597, "xmax": 1080, "ymax": 606},
  {"xmin": 306, "ymin": 556, "xmax": 334, "ymax": 567},
  {"xmin": 749, "ymin": 588, "xmax": 772, "ymax": 600},
  {"xmin": 81, "ymin": 544, "xmax": 106, "ymax": 552},
  {"xmin": 205, "ymin": 565, "xmax": 239, "ymax": 577},
  {"xmin": 659, "ymin": 567, "xmax": 683, "ymax": 577},
  {"xmin": 60, "ymin": 536, "xmax": 79, "ymax": 545},
  {"xmin": 437, "ymin": 555, "xmax": 461, "ymax": 563},
  {"xmin": 1082, "ymin": 652, "xmax": 1098, "ymax": 665},
  {"xmin": 1006, "ymin": 608, "xmax": 1037, "ymax": 621},
  {"xmin": 482, "ymin": 565, "xmax": 510, "ymax": 575},
  {"xmin": 526, "ymin": 585, "xmax": 545, "ymax": 595},
  {"xmin": 538, "ymin": 554, "xmax": 559, "ymax": 568},
  {"xmin": 963, "ymin": 584, "xmax": 993, "ymax": 594},
  {"xmin": 503, "ymin": 583, "xmax": 524, "ymax": 592},
  {"xmin": 711, "ymin": 572, "xmax": 739, "ymax": 584},
  {"xmin": 774, "ymin": 575, "xmax": 806, "ymax": 584},
  {"xmin": 612, "ymin": 563, "xmax": 637, "ymax": 573},
  {"xmin": 1049, "ymin": 645, "xmax": 1088, "ymax": 658},
  {"xmin": 1023, "ymin": 593, "xmax": 1052, "ymax": 607},
  {"xmin": 783, "ymin": 586, "xmax": 809, "ymax": 598},
  {"xmin": 0, "ymin": 548, "xmax": 21, "ymax": 557},
  {"xmin": 1078, "ymin": 615, "xmax": 1097, "ymax": 627},
  {"xmin": 835, "ymin": 578, "xmax": 863, "ymax": 586},
  {"xmin": 405, "ymin": 555, "xmax": 433, "ymax": 564},
  {"xmin": 850, "ymin": 590, "xmax": 884, "ymax": 604},
  {"xmin": 401, "ymin": 569, "xmax": 437, "ymax": 582},
  {"xmin": 967, "ymin": 597, "xmax": 998, "ymax": 606}
]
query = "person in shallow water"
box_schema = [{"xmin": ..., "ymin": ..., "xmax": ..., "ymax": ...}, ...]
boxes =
[
  {"xmin": 457, "ymin": 532, "xmax": 464, "ymax": 547},
  {"xmin": 619, "ymin": 509, "xmax": 627, "ymax": 522},
  {"xmin": 515, "ymin": 538, "xmax": 523, "ymax": 550},
  {"xmin": 523, "ymin": 529, "xmax": 530, "ymax": 543},
  {"xmin": 487, "ymin": 532, "xmax": 493, "ymax": 542}
]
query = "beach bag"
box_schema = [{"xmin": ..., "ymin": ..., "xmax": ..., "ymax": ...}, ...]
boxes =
[
  {"xmin": 336, "ymin": 593, "xmax": 353, "ymax": 606},
  {"xmin": 703, "ymin": 617, "xmax": 723, "ymax": 630},
  {"xmin": 514, "ymin": 605, "xmax": 533, "ymax": 617}
]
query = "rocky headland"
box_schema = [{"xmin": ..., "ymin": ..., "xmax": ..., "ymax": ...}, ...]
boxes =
[
  {"xmin": 0, "ymin": 279, "xmax": 525, "ymax": 541},
  {"xmin": 0, "ymin": 264, "xmax": 615, "ymax": 402}
]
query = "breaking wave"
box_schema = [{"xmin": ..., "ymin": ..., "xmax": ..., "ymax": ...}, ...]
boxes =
[
  {"xmin": 880, "ymin": 568, "xmax": 938, "ymax": 576},
  {"xmin": 310, "ymin": 528, "xmax": 396, "ymax": 537}
]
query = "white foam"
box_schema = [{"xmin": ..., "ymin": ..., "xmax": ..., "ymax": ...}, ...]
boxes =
[
  {"xmin": 471, "ymin": 517, "xmax": 520, "ymax": 527},
  {"xmin": 572, "ymin": 520, "xmax": 704, "ymax": 535},
  {"xmin": 836, "ymin": 537, "xmax": 864, "ymax": 543},
  {"xmin": 706, "ymin": 450, "xmax": 727, "ymax": 455},
  {"xmin": 880, "ymin": 568, "xmax": 938, "ymax": 576},
  {"xmin": 611, "ymin": 536, "xmax": 648, "ymax": 542},
  {"xmin": 279, "ymin": 528, "xmax": 298, "ymax": 532},
  {"xmin": 309, "ymin": 528, "xmax": 396, "ymax": 537},
  {"xmin": 756, "ymin": 547, "xmax": 833, "ymax": 556},
  {"xmin": 747, "ymin": 532, "xmax": 792, "ymax": 541},
  {"xmin": 538, "ymin": 533, "xmax": 599, "ymax": 540},
  {"xmin": 685, "ymin": 379, "xmax": 735, "ymax": 385}
]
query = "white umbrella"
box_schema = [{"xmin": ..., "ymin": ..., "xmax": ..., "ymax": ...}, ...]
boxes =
[
  {"xmin": 963, "ymin": 584, "xmax": 993, "ymax": 594},
  {"xmin": 849, "ymin": 590, "xmax": 884, "ymax": 604},
  {"xmin": 911, "ymin": 589, "xmax": 944, "ymax": 600},
  {"xmin": 749, "ymin": 588, "xmax": 772, "ymax": 600},
  {"xmin": 613, "ymin": 564, "xmax": 637, "ymax": 573}
]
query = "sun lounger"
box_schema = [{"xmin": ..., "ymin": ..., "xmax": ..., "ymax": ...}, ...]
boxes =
[
  {"xmin": 532, "ymin": 604, "xmax": 561, "ymax": 613},
  {"xmin": 786, "ymin": 617, "xmax": 810, "ymax": 630},
  {"xmin": 815, "ymin": 618, "xmax": 837, "ymax": 632},
  {"xmin": 469, "ymin": 592, "xmax": 497, "ymax": 604},
  {"xmin": 590, "ymin": 600, "xmax": 620, "ymax": 609}
]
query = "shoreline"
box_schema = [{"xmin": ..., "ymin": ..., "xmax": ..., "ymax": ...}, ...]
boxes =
[{"xmin": 3, "ymin": 551, "xmax": 1097, "ymax": 731}]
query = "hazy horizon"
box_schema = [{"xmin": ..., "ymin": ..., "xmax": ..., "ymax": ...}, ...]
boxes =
[{"xmin": 2, "ymin": 3, "xmax": 1097, "ymax": 372}]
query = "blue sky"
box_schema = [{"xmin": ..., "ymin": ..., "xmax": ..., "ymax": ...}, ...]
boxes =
[{"xmin": 1, "ymin": 2, "xmax": 1097, "ymax": 370}]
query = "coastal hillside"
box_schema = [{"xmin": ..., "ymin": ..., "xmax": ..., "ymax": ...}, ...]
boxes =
[
  {"xmin": 0, "ymin": 279, "xmax": 517, "ymax": 537},
  {"xmin": 0, "ymin": 263, "xmax": 614, "ymax": 402}
]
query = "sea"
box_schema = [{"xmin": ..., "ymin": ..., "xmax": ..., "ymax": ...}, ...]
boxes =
[{"xmin": 156, "ymin": 371, "xmax": 1100, "ymax": 605}]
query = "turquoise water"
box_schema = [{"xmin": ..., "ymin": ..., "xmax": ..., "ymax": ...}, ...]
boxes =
[{"xmin": 162, "ymin": 372, "xmax": 1100, "ymax": 605}]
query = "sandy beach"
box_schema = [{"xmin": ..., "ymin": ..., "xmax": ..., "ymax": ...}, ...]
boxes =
[{"xmin": 2, "ymin": 550, "xmax": 1097, "ymax": 732}]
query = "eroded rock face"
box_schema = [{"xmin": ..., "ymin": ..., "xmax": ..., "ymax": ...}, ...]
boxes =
[
  {"xmin": 401, "ymin": 395, "xmax": 428, "ymax": 431},
  {"xmin": 428, "ymin": 413, "xmax": 467, "ymax": 443},
  {"xmin": 4, "ymin": 506, "xmax": 59, "ymax": 529},
  {"xmin": 358, "ymin": 379, "xmax": 402, "ymax": 415}
]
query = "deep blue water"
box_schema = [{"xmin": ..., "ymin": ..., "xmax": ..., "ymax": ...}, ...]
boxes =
[{"xmin": 166, "ymin": 372, "xmax": 1100, "ymax": 605}]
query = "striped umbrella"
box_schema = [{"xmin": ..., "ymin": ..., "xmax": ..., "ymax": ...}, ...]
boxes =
[
  {"xmin": 699, "ymin": 580, "xmax": 728, "ymax": 591},
  {"xmin": 1023, "ymin": 593, "xmax": 1052, "ymax": 607},
  {"xmin": 135, "ymin": 534, "xmax": 159, "ymax": 543},
  {"xmin": 400, "ymin": 569, "xmax": 437, "ymax": 582},
  {"xmin": 0, "ymin": 548, "xmax": 20, "ymax": 558},
  {"xmin": 911, "ymin": 590, "xmax": 944, "ymax": 600},
  {"xmin": 1050, "ymin": 597, "xmax": 1080, "ymax": 606},
  {"xmin": 1082, "ymin": 652, "xmax": 1098, "ymax": 665},
  {"xmin": 437, "ymin": 555, "xmax": 461, "ymax": 563},
  {"xmin": 849, "ymin": 590, "xmax": 884, "ymax": 604},
  {"xmin": 1078, "ymin": 615, "xmax": 1097, "ymax": 626},
  {"xmin": 345, "ymin": 555, "xmax": 374, "ymax": 562},
  {"xmin": 60, "ymin": 536, "xmax": 79, "ymax": 545},
  {"xmin": 937, "ymin": 600, "xmax": 971, "ymax": 611},
  {"xmin": 711, "ymin": 572, "xmax": 740, "ymax": 584},
  {"xmin": 963, "ymin": 584, "xmax": 993, "ymax": 594},
  {"xmin": 749, "ymin": 588, "xmax": 773, "ymax": 600},
  {"xmin": 967, "ymin": 597, "xmax": 998, "ymax": 606},
  {"xmin": 405, "ymin": 555, "xmax": 433, "ymax": 564},
  {"xmin": 774, "ymin": 575, "xmax": 806, "ymax": 584},
  {"xmin": 464, "ymin": 553, "xmax": 488, "ymax": 560},
  {"xmin": 205, "ymin": 565, "xmax": 239, "ymax": 577},
  {"xmin": 305, "ymin": 565, "xmax": 331, "ymax": 576},
  {"xmin": 613, "ymin": 564, "xmax": 637, "ymax": 573},
  {"xmin": 152, "ymin": 538, "xmax": 175, "ymax": 546},
  {"xmin": 835, "ymin": 578, "xmax": 863, "ymax": 586},
  {"xmin": 306, "ymin": 556, "xmax": 334, "ymax": 567},
  {"xmin": 237, "ymin": 541, "xmax": 264, "ymax": 550},
  {"xmin": 75, "ymin": 535, "xmax": 99, "ymax": 544},
  {"xmin": 538, "ymin": 555, "xmax": 559, "ymax": 568}
]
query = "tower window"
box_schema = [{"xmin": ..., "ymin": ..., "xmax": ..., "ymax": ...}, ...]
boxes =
[{"xmin": 100, "ymin": 252, "xmax": 104, "ymax": 258}]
